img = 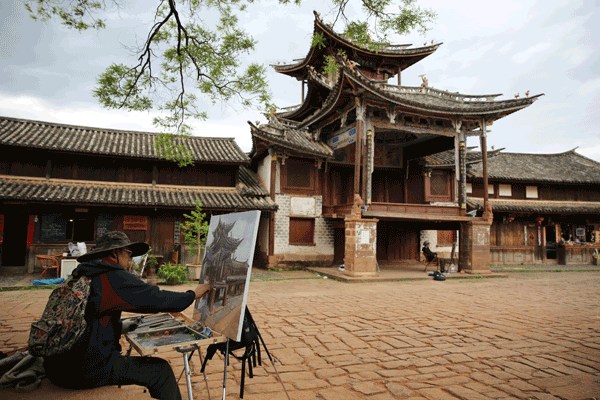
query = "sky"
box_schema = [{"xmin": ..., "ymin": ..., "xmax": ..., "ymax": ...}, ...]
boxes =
[{"xmin": 0, "ymin": 0, "xmax": 599, "ymax": 161}]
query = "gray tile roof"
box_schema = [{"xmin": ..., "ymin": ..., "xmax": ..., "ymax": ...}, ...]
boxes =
[
  {"xmin": 468, "ymin": 149, "xmax": 600, "ymax": 184},
  {"xmin": 468, "ymin": 198, "xmax": 600, "ymax": 214},
  {"xmin": 0, "ymin": 116, "xmax": 249, "ymax": 164},
  {"xmin": 424, "ymin": 148, "xmax": 503, "ymax": 167},
  {"xmin": 349, "ymin": 67, "xmax": 543, "ymax": 117},
  {"xmin": 249, "ymin": 118, "xmax": 334, "ymax": 158},
  {"xmin": 238, "ymin": 166, "xmax": 269, "ymax": 197},
  {"xmin": 282, "ymin": 64, "xmax": 541, "ymax": 128},
  {"xmin": 0, "ymin": 174, "xmax": 277, "ymax": 211},
  {"xmin": 273, "ymin": 11, "xmax": 440, "ymax": 76}
]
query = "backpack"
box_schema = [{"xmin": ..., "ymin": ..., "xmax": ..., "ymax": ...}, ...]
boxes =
[{"xmin": 28, "ymin": 273, "xmax": 92, "ymax": 357}]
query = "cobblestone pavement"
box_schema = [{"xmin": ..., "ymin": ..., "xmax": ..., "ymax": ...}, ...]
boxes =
[{"xmin": 0, "ymin": 271, "xmax": 599, "ymax": 399}]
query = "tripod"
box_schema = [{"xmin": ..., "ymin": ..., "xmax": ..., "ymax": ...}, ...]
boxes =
[{"xmin": 201, "ymin": 306, "xmax": 288, "ymax": 399}]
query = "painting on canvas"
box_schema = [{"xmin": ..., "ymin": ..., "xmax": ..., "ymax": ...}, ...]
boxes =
[{"xmin": 193, "ymin": 210, "xmax": 261, "ymax": 341}]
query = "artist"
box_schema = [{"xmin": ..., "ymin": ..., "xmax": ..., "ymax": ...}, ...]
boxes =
[{"xmin": 43, "ymin": 231, "xmax": 210, "ymax": 400}]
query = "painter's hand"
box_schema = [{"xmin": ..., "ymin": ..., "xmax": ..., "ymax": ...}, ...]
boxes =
[{"xmin": 193, "ymin": 283, "xmax": 211, "ymax": 299}]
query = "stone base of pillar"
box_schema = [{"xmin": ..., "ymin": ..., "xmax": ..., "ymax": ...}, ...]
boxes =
[
  {"xmin": 459, "ymin": 219, "xmax": 492, "ymax": 273},
  {"xmin": 343, "ymin": 217, "xmax": 378, "ymax": 277}
]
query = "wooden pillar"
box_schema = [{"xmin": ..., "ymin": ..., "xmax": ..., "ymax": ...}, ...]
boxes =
[
  {"xmin": 397, "ymin": 67, "xmax": 401, "ymax": 86},
  {"xmin": 361, "ymin": 121, "xmax": 368, "ymax": 202},
  {"xmin": 301, "ymin": 80, "xmax": 305, "ymax": 103},
  {"xmin": 354, "ymin": 97, "xmax": 364, "ymax": 198},
  {"xmin": 458, "ymin": 131, "xmax": 467, "ymax": 209},
  {"xmin": 365, "ymin": 128, "xmax": 374, "ymax": 205},
  {"xmin": 480, "ymin": 119, "xmax": 491, "ymax": 219}
]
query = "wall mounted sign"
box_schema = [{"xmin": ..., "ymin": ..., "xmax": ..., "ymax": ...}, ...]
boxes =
[
  {"xmin": 327, "ymin": 127, "xmax": 356, "ymax": 150},
  {"xmin": 124, "ymin": 215, "xmax": 148, "ymax": 231}
]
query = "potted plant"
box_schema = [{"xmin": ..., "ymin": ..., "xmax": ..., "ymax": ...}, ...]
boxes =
[
  {"xmin": 157, "ymin": 263, "xmax": 188, "ymax": 285},
  {"xmin": 181, "ymin": 200, "xmax": 209, "ymax": 280}
]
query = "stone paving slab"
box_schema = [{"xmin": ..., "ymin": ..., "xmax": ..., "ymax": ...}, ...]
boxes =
[{"xmin": 0, "ymin": 272, "xmax": 599, "ymax": 399}]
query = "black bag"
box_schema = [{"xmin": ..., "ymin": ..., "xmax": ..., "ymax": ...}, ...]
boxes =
[
  {"xmin": 201, "ymin": 310, "xmax": 263, "ymax": 398},
  {"xmin": 433, "ymin": 271, "xmax": 446, "ymax": 281}
]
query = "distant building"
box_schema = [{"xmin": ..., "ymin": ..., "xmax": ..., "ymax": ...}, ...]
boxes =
[{"xmin": 466, "ymin": 149, "xmax": 600, "ymax": 265}]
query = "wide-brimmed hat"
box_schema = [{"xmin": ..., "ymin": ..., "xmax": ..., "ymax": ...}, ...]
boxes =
[{"xmin": 77, "ymin": 231, "xmax": 149, "ymax": 262}]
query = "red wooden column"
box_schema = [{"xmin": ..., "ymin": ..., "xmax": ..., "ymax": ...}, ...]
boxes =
[
  {"xmin": 480, "ymin": 119, "xmax": 492, "ymax": 219},
  {"xmin": 353, "ymin": 97, "xmax": 364, "ymax": 200}
]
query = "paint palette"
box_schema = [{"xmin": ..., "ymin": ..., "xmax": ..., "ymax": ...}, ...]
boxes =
[{"xmin": 125, "ymin": 313, "xmax": 224, "ymax": 356}]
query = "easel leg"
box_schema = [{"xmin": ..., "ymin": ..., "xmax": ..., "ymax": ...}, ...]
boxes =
[
  {"xmin": 182, "ymin": 351, "xmax": 194, "ymax": 400},
  {"xmin": 245, "ymin": 307, "xmax": 291, "ymax": 400},
  {"xmin": 222, "ymin": 339, "xmax": 230, "ymax": 400}
]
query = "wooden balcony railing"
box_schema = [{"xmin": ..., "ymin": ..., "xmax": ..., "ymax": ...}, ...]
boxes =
[{"xmin": 323, "ymin": 201, "xmax": 472, "ymax": 221}]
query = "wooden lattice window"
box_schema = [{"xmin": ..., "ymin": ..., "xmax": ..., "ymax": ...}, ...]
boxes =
[
  {"xmin": 289, "ymin": 218, "xmax": 315, "ymax": 245},
  {"xmin": 426, "ymin": 170, "xmax": 452, "ymax": 202},
  {"xmin": 430, "ymin": 171, "xmax": 450, "ymax": 196},
  {"xmin": 285, "ymin": 159, "xmax": 313, "ymax": 189}
]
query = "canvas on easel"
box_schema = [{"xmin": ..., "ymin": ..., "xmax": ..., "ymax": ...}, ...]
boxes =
[{"xmin": 193, "ymin": 210, "xmax": 261, "ymax": 341}]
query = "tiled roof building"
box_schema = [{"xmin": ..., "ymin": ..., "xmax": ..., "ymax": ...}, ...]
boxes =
[
  {"xmin": 250, "ymin": 12, "xmax": 543, "ymax": 273},
  {"xmin": 0, "ymin": 116, "xmax": 275, "ymax": 271}
]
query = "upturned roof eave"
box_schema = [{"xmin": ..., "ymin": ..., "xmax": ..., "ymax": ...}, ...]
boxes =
[
  {"xmin": 272, "ymin": 11, "xmax": 441, "ymax": 78},
  {"xmin": 291, "ymin": 66, "xmax": 542, "ymax": 130},
  {"xmin": 344, "ymin": 68, "xmax": 543, "ymax": 117},
  {"xmin": 248, "ymin": 121, "xmax": 333, "ymax": 159}
]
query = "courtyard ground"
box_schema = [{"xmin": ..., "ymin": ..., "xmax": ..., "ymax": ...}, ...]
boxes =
[{"xmin": 0, "ymin": 269, "xmax": 598, "ymax": 399}]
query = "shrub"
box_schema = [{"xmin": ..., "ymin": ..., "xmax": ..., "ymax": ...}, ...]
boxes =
[{"xmin": 157, "ymin": 263, "xmax": 188, "ymax": 285}]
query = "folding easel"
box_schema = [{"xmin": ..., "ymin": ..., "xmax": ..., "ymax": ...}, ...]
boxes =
[
  {"xmin": 201, "ymin": 307, "xmax": 290, "ymax": 400},
  {"xmin": 124, "ymin": 313, "xmax": 226, "ymax": 400}
]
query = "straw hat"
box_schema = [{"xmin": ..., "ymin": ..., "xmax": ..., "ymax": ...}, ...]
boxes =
[{"xmin": 77, "ymin": 231, "xmax": 149, "ymax": 262}]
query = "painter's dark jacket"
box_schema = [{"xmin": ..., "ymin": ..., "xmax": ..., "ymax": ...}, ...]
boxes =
[{"xmin": 43, "ymin": 259, "xmax": 195, "ymax": 388}]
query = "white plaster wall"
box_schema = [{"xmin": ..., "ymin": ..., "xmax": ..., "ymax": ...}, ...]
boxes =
[
  {"xmin": 256, "ymin": 155, "xmax": 271, "ymax": 194},
  {"xmin": 273, "ymin": 194, "xmax": 334, "ymax": 257},
  {"xmin": 420, "ymin": 230, "xmax": 459, "ymax": 260}
]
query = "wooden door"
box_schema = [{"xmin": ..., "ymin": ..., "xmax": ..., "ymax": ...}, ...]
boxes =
[
  {"xmin": 333, "ymin": 227, "xmax": 345, "ymax": 266},
  {"xmin": 150, "ymin": 216, "xmax": 175, "ymax": 259},
  {"xmin": 376, "ymin": 221, "xmax": 419, "ymax": 263},
  {"xmin": 1, "ymin": 212, "xmax": 28, "ymax": 266}
]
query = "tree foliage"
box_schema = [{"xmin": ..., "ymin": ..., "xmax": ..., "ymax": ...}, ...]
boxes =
[
  {"xmin": 25, "ymin": 0, "xmax": 435, "ymax": 164},
  {"xmin": 333, "ymin": 0, "xmax": 436, "ymax": 48},
  {"xmin": 180, "ymin": 200, "xmax": 209, "ymax": 265}
]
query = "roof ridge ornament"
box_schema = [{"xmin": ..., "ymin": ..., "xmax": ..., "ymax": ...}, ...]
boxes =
[{"xmin": 419, "ymin": 74, "xmax": 429, "ymax": 92}]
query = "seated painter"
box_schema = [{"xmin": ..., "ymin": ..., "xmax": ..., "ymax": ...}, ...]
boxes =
[
  {"xmin": 43, "ymin": 231, "xmax": 211, "ymax": 400},
  {"xmin": 422, "ymin": 240, "xmax": 447, "ymax": 272}
]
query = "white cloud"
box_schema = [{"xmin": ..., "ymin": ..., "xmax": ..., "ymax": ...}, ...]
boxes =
[
  {"xmin": 0, "ymin": 0, "xmax": 598, "ymax": 163},
  {"xmin": 512, "ymin": 42, "xmax": 552, "ymax": 64},
  {"xmin": 0, "ymin": 93, "xmax": 255, "ymax": 151},
  {"xmin": 578, "ymin": 144, "xmax": 600, "ymax": 163}
]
